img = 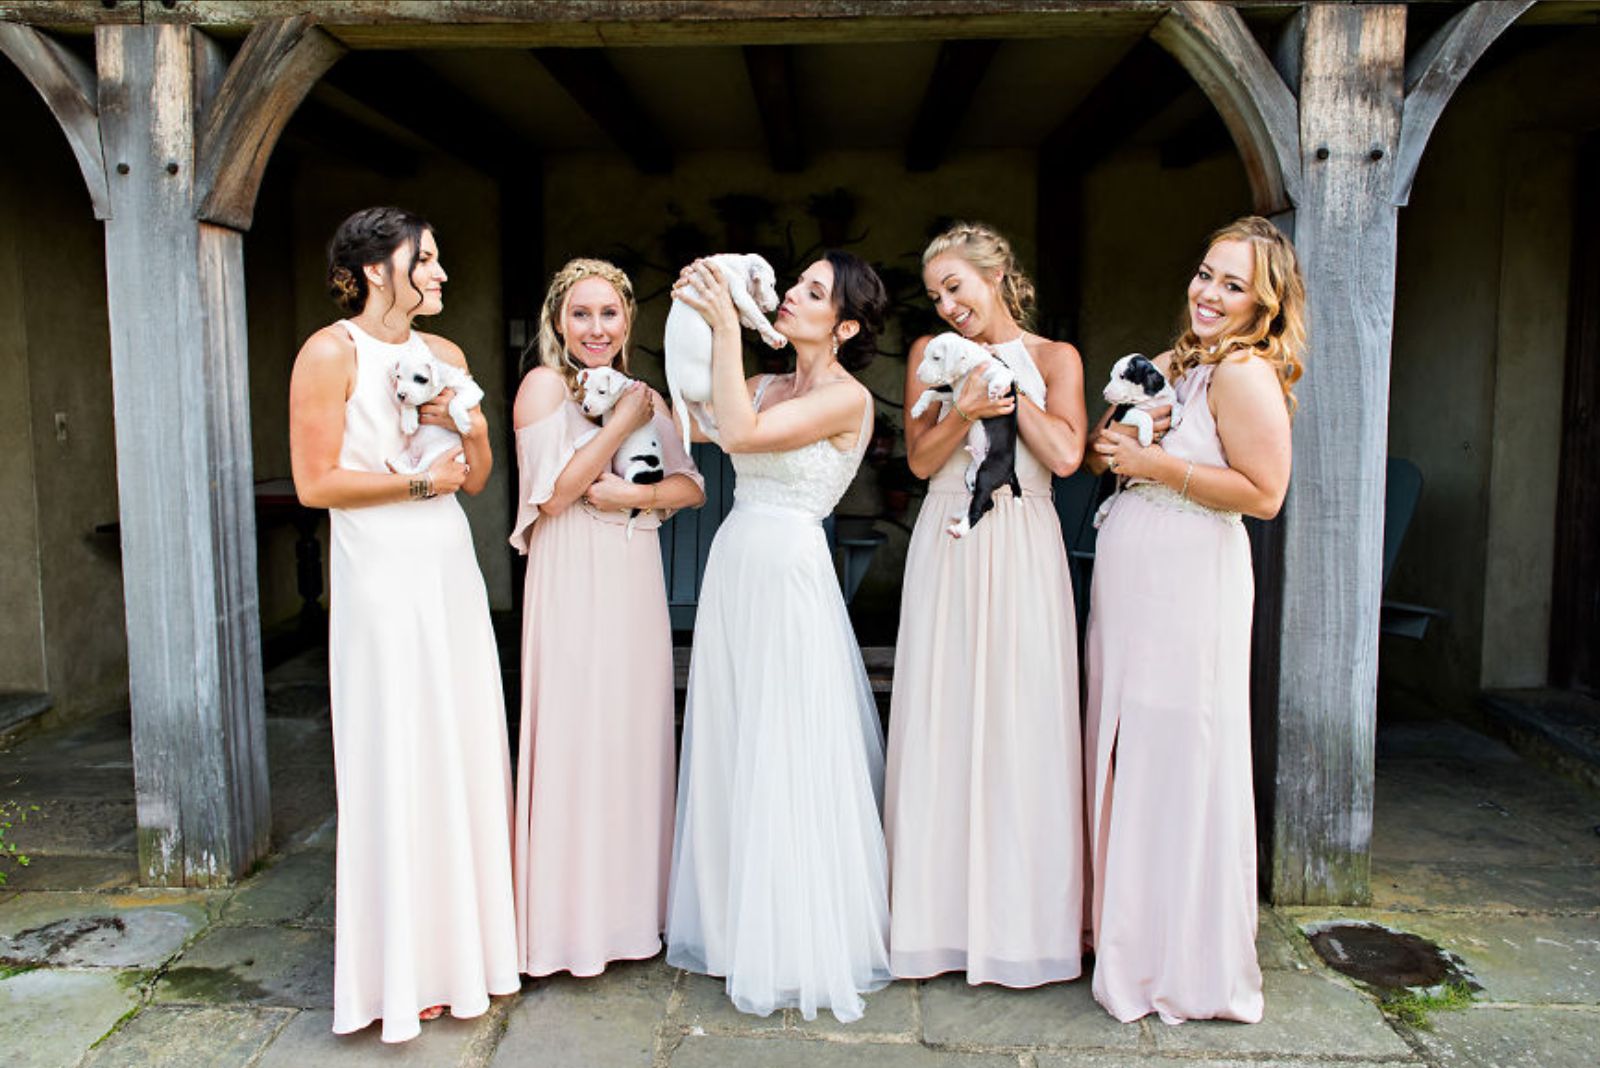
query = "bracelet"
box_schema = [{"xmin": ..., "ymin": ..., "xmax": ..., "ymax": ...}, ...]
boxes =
[
  {"xmin": 407, "ymin": 475, "xmax": 434, "ymax": 501},
  {"xmin": 646, "ymin": 484, "xmax": 659, "ymax": 515},
  {"xmin": 954, "ymin": 401, "xmax": 973, "ymax": 423},
  {"xmin": 1179, "ymin": 461, "xmax": 1194, "ymax": 500}
]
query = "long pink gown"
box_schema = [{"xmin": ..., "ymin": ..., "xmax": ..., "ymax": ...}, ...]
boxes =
[
  {"xmin": 885, "ymin": 335, "xmax": 1084, "ymax": 988},
  {"xmin": 1084, "ymin": 362, "xmax": 1263, "ymax": 1025},
  {"xmin": 328, "ymin": 320, "xmax": 519, "ymax": 1044},
  {"xmin": 510, "ymin": 398, "xmax": 702, "ymax": 977}
]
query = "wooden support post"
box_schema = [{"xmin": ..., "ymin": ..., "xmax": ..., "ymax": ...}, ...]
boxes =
[
  {"xmin": 905, "ymin": 38, "xmax": 1001, "ymax": 172},
  {"xmin": 85, "ymin": 17, "xmax": 338, "ymax": 886}
]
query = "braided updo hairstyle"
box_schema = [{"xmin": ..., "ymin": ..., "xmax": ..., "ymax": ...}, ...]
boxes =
[
  {"xmin": 921, "ymin": 221, "xmax": 1036, "ymax": 330},
  {"xmin": 822, "ymin": 250, "xmax": 888, "ymax": 371},
  {"xmin": 534, "ymin": 258, "xmax": 637, "ymax": 395},
  {"xmin": 326, "ymin": 206, "xmax": 433, "ymax": 316}
]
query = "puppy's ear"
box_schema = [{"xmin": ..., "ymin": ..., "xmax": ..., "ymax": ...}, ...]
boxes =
[{"xmin": 578, "ymin": 368, "xmax": 591, "ymax": 388}]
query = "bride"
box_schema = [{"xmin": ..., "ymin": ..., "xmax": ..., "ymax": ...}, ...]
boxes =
[{"xmin": 664, "ymin": 251, "xmax": 892, "ymax": 1023}]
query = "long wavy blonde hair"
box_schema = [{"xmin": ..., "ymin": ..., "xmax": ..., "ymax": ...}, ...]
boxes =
[
  {"xmin": 922, "ymin": 221, "xmax": 1036, "ymax": 330},
  {"xmin": 1171, "ymin": 215, "xmax": 1306, "ymax": 413},
  {"xmin": 535, "ymin": 257, "xmax": 636, "ymax": 395}
]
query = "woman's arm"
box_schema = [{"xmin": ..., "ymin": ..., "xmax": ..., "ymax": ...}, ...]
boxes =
[
  {"xmin": 585, "ymin": 471, "xmax": 705, "ymax": 513},
  {"xmin": 290, "ymin": 326, "xmax": 468, "ymax": 508},
  {"xmin": 679, "ymin": 260, "xmax": 864, "ymax": 453},
  {"xmin": 1015, "ymin": 338, "xmax": 1087, "ymax": 478},
  {"xmin": 1090, "ymin": 354, "xmax": 1291, "ymax": 519},
  {"xmin": 418, "ymin": 333, "xmax": 491, "ymax": 496},
  {"xmin": 903, "ymin": 335, "xmax": 1015, "ymax": 479}
]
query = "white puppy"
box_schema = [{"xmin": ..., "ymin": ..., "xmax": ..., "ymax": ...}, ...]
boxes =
[
  {"xmin": 1092, "ymin": 352, "xmax": 1184, "ymax": 528},
  {"xmin": 386, "ymin": 350, "xmax": 484, "ymax": 475},
  {"xmin": 665, "ymin": 253, "xmax": 789, "ymax": 453},
  {"xmin": 577, "ymin": 366, "xmax": 665, "ymax": 540}
]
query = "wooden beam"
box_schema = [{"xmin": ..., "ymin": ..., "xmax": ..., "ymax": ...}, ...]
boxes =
[
  {"xmin": 324, "ymin": 51, "xmax": 534, "ymax": 177},
  {"xmin": 531, "ymin": 46, "xmax": 672, "ymax": 175},
  {"xmin": 0, "ymin": 22, "xmax": 110, "ymax": 218},
  {"xmin": 194, "ymin": 15, "xmax": 346, "ymax": 230},
  {"xmin": 1039, "ymin": 37, "xmax": 1191, "ymax": 174},
  {"xmin": 95, "ymin": 21, "xmax": 271, "ymax": 886},
  {"xmin": 1393, "ymin": 0, "xmax": 1534, "ymax": 206},
  {"xmin": 744, "ymin": 44, "xmax": 804, "ymax": 173},
  {"xmin": 905, "ymin": 38, "xmax": 1001, "ymax": 172},
  {"xmin": 1151, "ymin": 0, "xmax": 1300, "ymax": 215},
  {"xmin": 1267, "ymin": 2, "xmax": 1407, "ymax": 907}
]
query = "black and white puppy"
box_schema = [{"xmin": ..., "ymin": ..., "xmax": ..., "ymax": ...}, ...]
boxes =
[
  {"xmin": 1093, "ymin": 353, "xmax": 1183, "ymax": 528},
  {"xmin": 912, "ymin": 333, "xmax": 1021, "ymax": 539},
  {"xmin": 577, "ymin": 366, "xmax": 665, "ymax": 539}
]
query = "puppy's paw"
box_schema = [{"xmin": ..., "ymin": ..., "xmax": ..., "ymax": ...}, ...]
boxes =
[
  {"xmin": 947, "ymin": 516, "xmax": 970, "ymax": 539},
  {"xmin": 762, "ymin": 330, "xmax": 788, "ymax": 350}
]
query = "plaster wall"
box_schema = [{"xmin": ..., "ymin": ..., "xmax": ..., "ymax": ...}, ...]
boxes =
[
  {"xmin": 1386, "ymin": 30, "xmax": 1597, "ymax": 710},
  {"xmin": 0, "ymin": 61, "xmax": 128, "ymax": 716}
]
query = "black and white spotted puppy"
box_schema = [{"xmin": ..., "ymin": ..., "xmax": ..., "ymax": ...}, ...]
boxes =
[
  {"xmin": 577, "ymin": 366, "xmax": 665, "ymax": 539},
  {"xmin": 1093, "ymin": 352, "xmax": 1184, "ymax": 528},
  {"xmin": 911, "ymin": 332, "xmax": 1021, "ymax": 539},
  {"xmin": 386, "ymin": 349, "xmax": 485, "ymax": 475}
]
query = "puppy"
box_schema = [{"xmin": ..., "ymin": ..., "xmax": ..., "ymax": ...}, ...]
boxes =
[
  {"xmin": 386, "ymin": 349, "xmax": 484, "ymax": 475},
  {"xmin": 1092, "ymin": 353, "xmax": 1183, "ymax": 528},
  {"xmin": 911, "ymin": 333, "xmax": 1021, "ymax": 539},
  {"xmin": 665, "ymin": 253, "xmax": 789, "ymax": 452},
  {"xmin": 577, "ymin": 366, "xmax": 665, "ymax": 540}
]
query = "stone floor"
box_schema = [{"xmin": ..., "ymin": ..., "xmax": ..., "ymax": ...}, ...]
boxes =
[{"xmin": 1, "ymin": 660, "xmax": 1597, "ymax": 1067}]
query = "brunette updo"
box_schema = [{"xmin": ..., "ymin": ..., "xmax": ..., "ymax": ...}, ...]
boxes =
[
  {"xmin": 823, "ymin": 250, "xmax": 887, "ymax": 371},
  {"xmin": 326, "ymin": 206, "xmax": 433, "ymax": 315}
]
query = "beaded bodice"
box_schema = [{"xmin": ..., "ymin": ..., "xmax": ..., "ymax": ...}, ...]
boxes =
[{"xmin": 729, "ymin": 376, "xmax": 871, "ymax": 520}]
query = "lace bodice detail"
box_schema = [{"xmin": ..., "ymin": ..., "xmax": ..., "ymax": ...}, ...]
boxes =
[{"xmin": 727, "ymin": 376, "xmax": 871, "ymax": 520}]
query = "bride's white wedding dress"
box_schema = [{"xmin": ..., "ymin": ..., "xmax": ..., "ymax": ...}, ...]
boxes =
[{"xmin": 666, "ymin": 375, "xmax": 891, "ymax": 1023}]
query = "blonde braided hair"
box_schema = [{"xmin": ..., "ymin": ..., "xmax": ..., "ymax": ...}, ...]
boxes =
[
  {"xmin": 1171, "ymin": 216, "xmax": 1306, "ymax": 414},
  {"xmin": 535, "ymin": 257, "xmax": 636, "ymax": 395},
  {"xmin": 922, "ymin": 221, "xmax": 1036, "ymax": 330}
]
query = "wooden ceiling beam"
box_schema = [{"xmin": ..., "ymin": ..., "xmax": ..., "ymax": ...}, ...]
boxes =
[
  {"xmin": 904, "ymin": 38, "xmax": 1001, "ymax": 172},
  {"xmin": 321, "ymin": 51, "xmax": 532, "ymax": 177},
  {"xmin": 743, "ymin": 44, "xmax": 804, "ymax": 173},
  {"xmin": 530, "ymin": 46, "xmax": 673, "ymax": 175},
  {"xmin": 1040, "ymin": 37, "xmax": 1192, "ymax": 173}
]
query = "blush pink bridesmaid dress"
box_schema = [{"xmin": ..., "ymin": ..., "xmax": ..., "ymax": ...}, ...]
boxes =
[
  {"xmin": 1084, "ymin": 362, "xmax": 1264, "ymax": 1025},
  {"xmin": 509, "ymin": 398, "xmax": 702, "ymax": 978}
]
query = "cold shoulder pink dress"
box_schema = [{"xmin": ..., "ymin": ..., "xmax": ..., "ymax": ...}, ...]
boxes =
[
  {"xmin": 327, "ymin": 320, "xmax": 519, "ymax": 1044},
  {"xmin": 509, "ymin": 397, "xmax": 702, "ymax": 977},
  {"xmin": 1084, "ymin": 362, "xmax": 1263, "ymax": 1025},
  {"xmin": 885, "ymin": 335, "xmax": 1084, "ymax": 988}
]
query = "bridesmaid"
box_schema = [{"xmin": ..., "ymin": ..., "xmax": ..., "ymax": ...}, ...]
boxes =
[
  {"xmin": 288, "ymin": 206, "xmax": 518, "ymax": 1043},
  {"xmin": 886, "ymin": 221, "xmax": 1088, "ymax": 987},
  {"xmin": 509, "ymin": 258, "xmax": 704, "ymax": 977},
  {"xmin": 1083, "ymin": 215, "xmax": 1305, "ymax": 1025}
]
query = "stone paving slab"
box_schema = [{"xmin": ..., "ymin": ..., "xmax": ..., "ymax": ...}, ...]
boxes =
[
  {"xmin": 79, "ymin": 1004, "xmax": 293, "ymax": 1068},
  {"xmin": 219, "ymin": 850, "xmax": 334, "ymax": 925},
  {"xmin": 257, "ymin": 1007, "xmax": 496, "ymax": 1066},
  {"xmin": 790, "ymin": 980, "xmax": 918, "ymax": 1039},
  {"xmin": 1371, "ymin": 860, "xmax": 1600, "ymax": 913},
  {"xmin": 0, "ymin": 798, "xmax": 134, "ymax": 854},
  {"xmin": 1037, "ymin": 1058, "xmax": 1417, "ymax": 1068},
  {"xmin": 673, "ymin": 969, "xmax": 786, "ymax": 1034},
  {"xmin": 493, "ymin": 957, "xmax": 672, "ymax": 1067},
  {"xmin": 0, "ymin": 853, "xmax": 140, "ymax": 892},
  {"xmin": 0, "ymin": 890, "xmax": 210, "ymax": 968},
  {"xmin": 1257, "ymin": 908, "xmax": 1315, "ymax": 972},
  {"xmin": 1147, "ymin": 969, "xmax": 1411, "ymax": 1059},
  {"xmin": 0, "ymin": 967, "xmax": 142, "ymax": 1068},
  {"xmin": 670, "ymin": 1035, "xmax": 1019, "ymax": 1068},
  {"xmin": 1288, "ymin": 909, "xmax": 1600, "ymax": 1005},
  {"xmin": 154, "ymin": 923, "xmax": 334, "ymax": 1008},
  {"xmin": 919, "ymin": 973, "xmax": 1142, "ymax": 1050},
  {"xmin": 1413, "ymin": 1005, "xmax": 1600, "ymax": 1067}
]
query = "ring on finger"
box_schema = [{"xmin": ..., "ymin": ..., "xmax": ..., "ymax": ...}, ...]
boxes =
[{"xmin": 1108, "ymin": 457, "xmax": 1119, "ymax": 472}]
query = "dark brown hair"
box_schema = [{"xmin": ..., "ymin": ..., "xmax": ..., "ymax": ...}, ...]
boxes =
[
  {"xmin": 822, "ymin": 250, "xmax": 887, "ymax": 371},
  {"xmin": 325, "ymin": 206, "xmax": 433, "ymax": 316}
]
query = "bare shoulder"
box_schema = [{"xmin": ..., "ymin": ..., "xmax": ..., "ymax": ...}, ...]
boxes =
[
  {"xmin": 296, "ymin": 323, "xmax": 356, "ymax": 368},
  {"xmin": 417, "ymin": 331, "xmax": 469, "ymax": 370},
  {"xmin": 1212, "ymin": 351, "xmax": 1282, "ymax": 394},
  {"xmin": 1153, "ymin": 349, "xmax": 1177, "ymax": 376},
  {"xmin": 1023, "ymin": 334, "xmax": 1081, "ymax": 368},
  {"xmin": 518, "ymin": 365, "xmax": 568, "ymax": 404}
]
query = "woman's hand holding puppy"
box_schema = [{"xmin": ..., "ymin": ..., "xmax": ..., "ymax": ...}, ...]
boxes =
[
  {"xmin": 584, "ymin": 471, "xmax": 643, "ymax": 512},
  {"xmin": 673, "ymin": 259, "xmax": 740, "ymax": 335},
  {"xmin": 423, "ymin": 447, "xmax": 470, "ymax": 497},
  {"xmin": 954, "ymin": 370, "xmax": 1015, "ymax": 421},
  {"xmin": 610, "ymin": 381, "xmax": 655, "ymax": 434}
]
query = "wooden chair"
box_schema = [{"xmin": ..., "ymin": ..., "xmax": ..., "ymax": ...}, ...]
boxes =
[{"xmin": 1380, "ymin": 456, "xmax": 1448, "ymax": 639}]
